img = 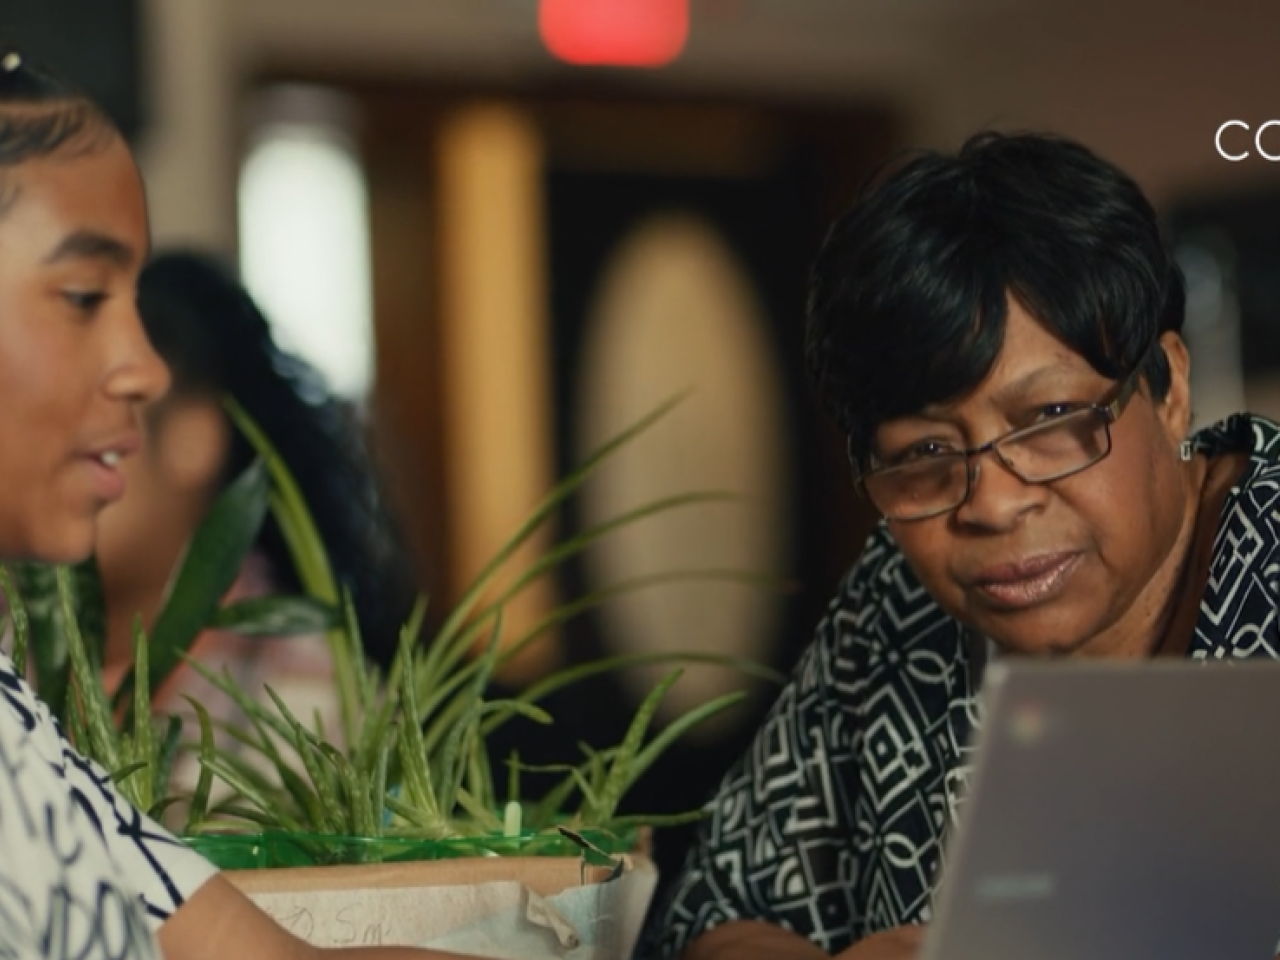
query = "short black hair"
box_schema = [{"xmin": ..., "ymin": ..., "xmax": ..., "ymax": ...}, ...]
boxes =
[
  {"xmin": 805, "ymin": 131, "xmax": 1186, "ymax": 464},
  {"xmin": 0, "ymin": 44, "xmax": 116, "ymax": 208},
  {"xmin": 137, "ymin": 250, "xmax": 420, "ymax": 668}
]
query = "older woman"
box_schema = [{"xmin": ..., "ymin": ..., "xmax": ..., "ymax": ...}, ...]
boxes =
[
  {"xmin": 641, "ymin": 132, "xmax": 1275, "ymax": 960},
  {"xmin": 0, "ymin": 47, "xmax": 477, "ymax": 960}
]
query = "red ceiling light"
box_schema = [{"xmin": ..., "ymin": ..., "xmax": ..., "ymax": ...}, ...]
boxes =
[{"xmin": 539, "ymin": 0, "xmax": 689, "ymax": 68}]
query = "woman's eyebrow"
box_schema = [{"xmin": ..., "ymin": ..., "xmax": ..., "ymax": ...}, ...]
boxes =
[
  {"xmin": 914, "ymin": 361, "xmax": 1082, "ymax": 419},
  {"xmin": 986, "ymin": 362, "xmax": 1081, "ymax": 406},
  {"xmin": 42, "ymin": 229, "xmax": 136, "ymax": 268}
]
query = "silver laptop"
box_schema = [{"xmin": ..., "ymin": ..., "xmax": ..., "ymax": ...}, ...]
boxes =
[{"xmin": 922, "ymin": 659, "xmax": 1280, "ymax": 960}]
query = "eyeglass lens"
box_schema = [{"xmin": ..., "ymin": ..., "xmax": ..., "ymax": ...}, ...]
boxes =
[{"xmin": 864, "ymin": 409, "xmax": 1111, "ymax": 520}]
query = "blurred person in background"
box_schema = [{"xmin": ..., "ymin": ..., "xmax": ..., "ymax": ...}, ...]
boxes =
[
  {"xmin": 94, "ymin": 249, "xmax": 419, "ymax": 793},
  {"xmin": 640, "ymin": 131, "xmax": 1280, "ymax": 959}
]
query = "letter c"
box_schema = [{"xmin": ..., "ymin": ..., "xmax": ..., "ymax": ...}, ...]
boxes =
[
  {"xmin": 1216, "ymin": 120, "xmax": 1250, "ymax": 161},
  {"xmin": 1255, "ymin": 120, "xmax": 1280, "ymax": 161}
]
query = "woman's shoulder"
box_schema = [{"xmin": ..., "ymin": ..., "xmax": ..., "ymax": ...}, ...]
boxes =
[
  {"xmin": 1194, "ymin": 414, "xmax": 1280, "ymax": 654},
  {"xmin": 824, "ymin": 523, "xmax": 959, "ymax": 656},
  {"xmin": 833, "ymin": 523, "xmax": 921, "ymax": 608},
  {"xmin": 1198, "ymin": 413, "xmax": 1280, "ymax": 522},
  {"xmin": 1195, "ymin": 412, "xmax": 1280, "ymax": 464}
]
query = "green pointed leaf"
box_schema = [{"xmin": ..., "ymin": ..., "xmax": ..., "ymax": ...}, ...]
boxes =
[
  {"xmin": 154, "ymin": 714, "xmax": 183, "ymax": 805},
  {"xmin": 424, "ymin": 492, "xmax": 736, "ymax": 690},
  {"xmin": 146, "ymin": 796, "xmax": 184, "ymax": 821},
  {"xmin": 493, "ymin": 568, "xmax": 790, "ymax": 679},
  {"xmin": 129, "ymin": 620, "xmax": 154, "ymax": 794},
  {"xmin": 527, "ymin": 769, "xmax": 580, "ymax": 829},
  {"xmin": 110, "ymin": 760, "xmax": 149, "ymax": 785},
  {"xmin": 592, "ymin": 669, "xmax": 683, "ymax": 822},
  {"xmin": 57, "ymin": 567, "xmax": 119, "ymax": 771},
  {"xmin": 481, "ymin": 650, "xmax": 782, "ymax": 738},
  {"xmin": 116, "ymin": 460, "xmax": 269, "ymax": 711},
  {"xmin": 418, "ymin": 393, "xmax": 690, "ymax": 694},
  {"xmin": 454, "ymin": 787, "xmax": 502, "ymax": 833},
  {"xmin": 224, "ymin": 398, "xmax": 359, "ymax": 745},
  {"xmin": 371, "ymin": 735, "xmax": 392, "ymax": 834},
  {"xmin": 0, "ymin": 566, "xmax": 30, "ymax": 679},
  {"xmin": 193, "ymin": 753, "xmax": 305, "ymax": 833},
  {"xmin": 211, "ymin": 596, "xmax": 339, "ymax": 637},
  {"xmin": 183, "ymin": 697, "xmax": 218, "ymax": 832},
  {"xmin": 395, "ymin": 718, "xmax": 436, "ymax": 817},
  {"xmin": 14, "ymin": 563, "xmax": 71, "ymax": 721},
  {"xmin": 382, "ymin": 793, "xmax": 440, "ymax": 834},
  {"xmin": 182, "ymin": 659, "xmax": 293, "ymax": 743},
  {"xmin": 629, "ymin": 691, "xmax": 747, "ymax": 787},
  {"xmin": 72, "ymin": 558, "xmax": 107, "ymax": 670}
]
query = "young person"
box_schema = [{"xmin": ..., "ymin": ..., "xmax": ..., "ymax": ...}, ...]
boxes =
[{"xmin": 0, "ymin": 46, "xmax": 479, "ymax": 960}]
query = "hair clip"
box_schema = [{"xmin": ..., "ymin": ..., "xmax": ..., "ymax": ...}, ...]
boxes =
[{"xmin": 1, "ymin": 52, "xmax": 21, "ymax": 73}]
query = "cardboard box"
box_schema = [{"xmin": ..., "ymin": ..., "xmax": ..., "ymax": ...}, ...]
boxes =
[{"xmin": 228, "ymin": 854, "xmax": 658, "ymax": 959}]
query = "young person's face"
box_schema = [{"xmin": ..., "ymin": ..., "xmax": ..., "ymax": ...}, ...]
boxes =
[
  {"xmin": 0, "ymin": 131, "xmax": 169, "ymax": 562},
  {"xmin": 873, "ymin": 299, "xmax": 1196, "ymax": 658}
]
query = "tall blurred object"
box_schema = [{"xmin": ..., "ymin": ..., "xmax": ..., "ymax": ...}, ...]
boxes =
[
  {"xmin": 435, "ymin": 103, "xmax": 561, "ymax": 683},
  {"xmin": 0, "ymin": 0, "xmax": 143, "ymax": 139},
  {"xmin": 1168, "ymin": 190, "xmax": 1280, "ymax": 426},
  {"xmin": 573, "ymin": 212, "xmax": 792, "ymax": 738},
  {"xmin": 238, "ymin": 85, "xmax": 375, "ymax": 403},
  {"xmin": 539, "ymin": 0, "xmax": 688, "ymax": 67},
  {"xmin": 1173, "ymin": 228, "xmax": 1245, "ymax": 429}
]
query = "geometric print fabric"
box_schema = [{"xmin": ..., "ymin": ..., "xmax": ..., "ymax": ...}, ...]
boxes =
[
  {"xmin": 642, "ymin": 413, "xmax": 1280, "ymax": 957},
  {"xmin": 0, "ymin": 652, "xmax": 218, "ymax": 960}
]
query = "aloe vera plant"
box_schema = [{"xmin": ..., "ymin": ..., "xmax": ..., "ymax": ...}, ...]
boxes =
[
  {"xmin": 0, "ymin": 456, "xmax": 339, "ymax": 814},
  {"xmin": 0, "ymin": 395, "xmax": 785, "ymax": 863},
  {"xmin": 0, "ymin": 565, "xmax": 182, "ymax": 818},
  {"xmin": 175, "ymin": 396, "xmax": 784, "ymax": 858}
]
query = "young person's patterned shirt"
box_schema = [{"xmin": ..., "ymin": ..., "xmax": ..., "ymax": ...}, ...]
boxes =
[{"xmin": 0, "ymin": 651, "xmax": 217, "ymax": 960}]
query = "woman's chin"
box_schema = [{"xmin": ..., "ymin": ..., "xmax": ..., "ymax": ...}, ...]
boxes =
[
  {"xmin": 990, "ymin": 635, "xmax": 1090, "ymax": 658},
  {"xmin": 973, "ymin": 604, "xmax": 1098, "ymax": 658},
  {"xmin": 24, "ymin": 526, "xmax": 97, "ymax": 566}
]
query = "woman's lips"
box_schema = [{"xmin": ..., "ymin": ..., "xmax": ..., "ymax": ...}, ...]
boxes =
[
  {"xmin": 971, "ymin": 553, "xmax": 1082, "ymax": 609},
  {"xmin": 80, "ymin": 433, "xmax": 140, "ymax": 505},
  {"xmin": 83, "ymin": 454, "xmax": 127, "ymax": 503}
]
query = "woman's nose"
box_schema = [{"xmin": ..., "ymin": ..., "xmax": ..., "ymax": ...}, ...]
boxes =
[
  {"xmin": 953, "ymin": 449, "xmax": 1046, "ymax": 530},
  {"xmin": 106, "ymin": 303, "xmax": 171, "ymax": 405}
]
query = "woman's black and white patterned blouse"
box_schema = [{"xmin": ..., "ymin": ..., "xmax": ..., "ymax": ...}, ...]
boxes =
[
  {"xmin": 641, "ymin": 413, "xmax": 1280, "ymax": 958},
  {"xmin": 0, "ymin": 651, "xmax": 217, "ymax": 960}
]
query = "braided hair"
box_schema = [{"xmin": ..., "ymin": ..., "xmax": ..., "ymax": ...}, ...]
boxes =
[{"xmin": 0, "ymin": 43, "xmax": 118, "ymax": 207}]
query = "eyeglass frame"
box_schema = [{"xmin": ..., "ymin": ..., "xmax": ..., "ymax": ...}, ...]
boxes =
[{"xmin": 849, "ymin": 341, "xmax": 1157, "ymax": 522}]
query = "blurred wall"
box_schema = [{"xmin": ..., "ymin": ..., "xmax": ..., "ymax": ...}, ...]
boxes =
[
  {"xmin": 910, "ymin": 2, "xmax": 1280, "ymax": 206},
  {"xmin": 135, "ymin": 0, "xmax": 1280, "ymax": 250},
  {"xmin": 135, "ymin": 0, "xmax": 238, "ymax": 250}
]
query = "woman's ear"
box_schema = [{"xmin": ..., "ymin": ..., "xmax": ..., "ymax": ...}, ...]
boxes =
[{"xmin": 1156, "ymin": 331, "xmax": 1193, "ymax": 441}]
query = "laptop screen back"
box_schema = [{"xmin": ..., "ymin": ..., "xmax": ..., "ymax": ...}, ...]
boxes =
[{"xmin": 922, "ymin": 660, "xmax": 1280, "ymax": 960}]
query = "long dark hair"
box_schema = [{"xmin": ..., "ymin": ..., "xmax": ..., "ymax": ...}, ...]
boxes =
[{"xmin": 136, "ymin": 250, "xmax": 418, "ymax": 667}]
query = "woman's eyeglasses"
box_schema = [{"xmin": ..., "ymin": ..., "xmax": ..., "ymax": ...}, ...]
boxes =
[{"xmin": 850, "ymin": 344, "xmax": 1154, "ymax": 522}]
